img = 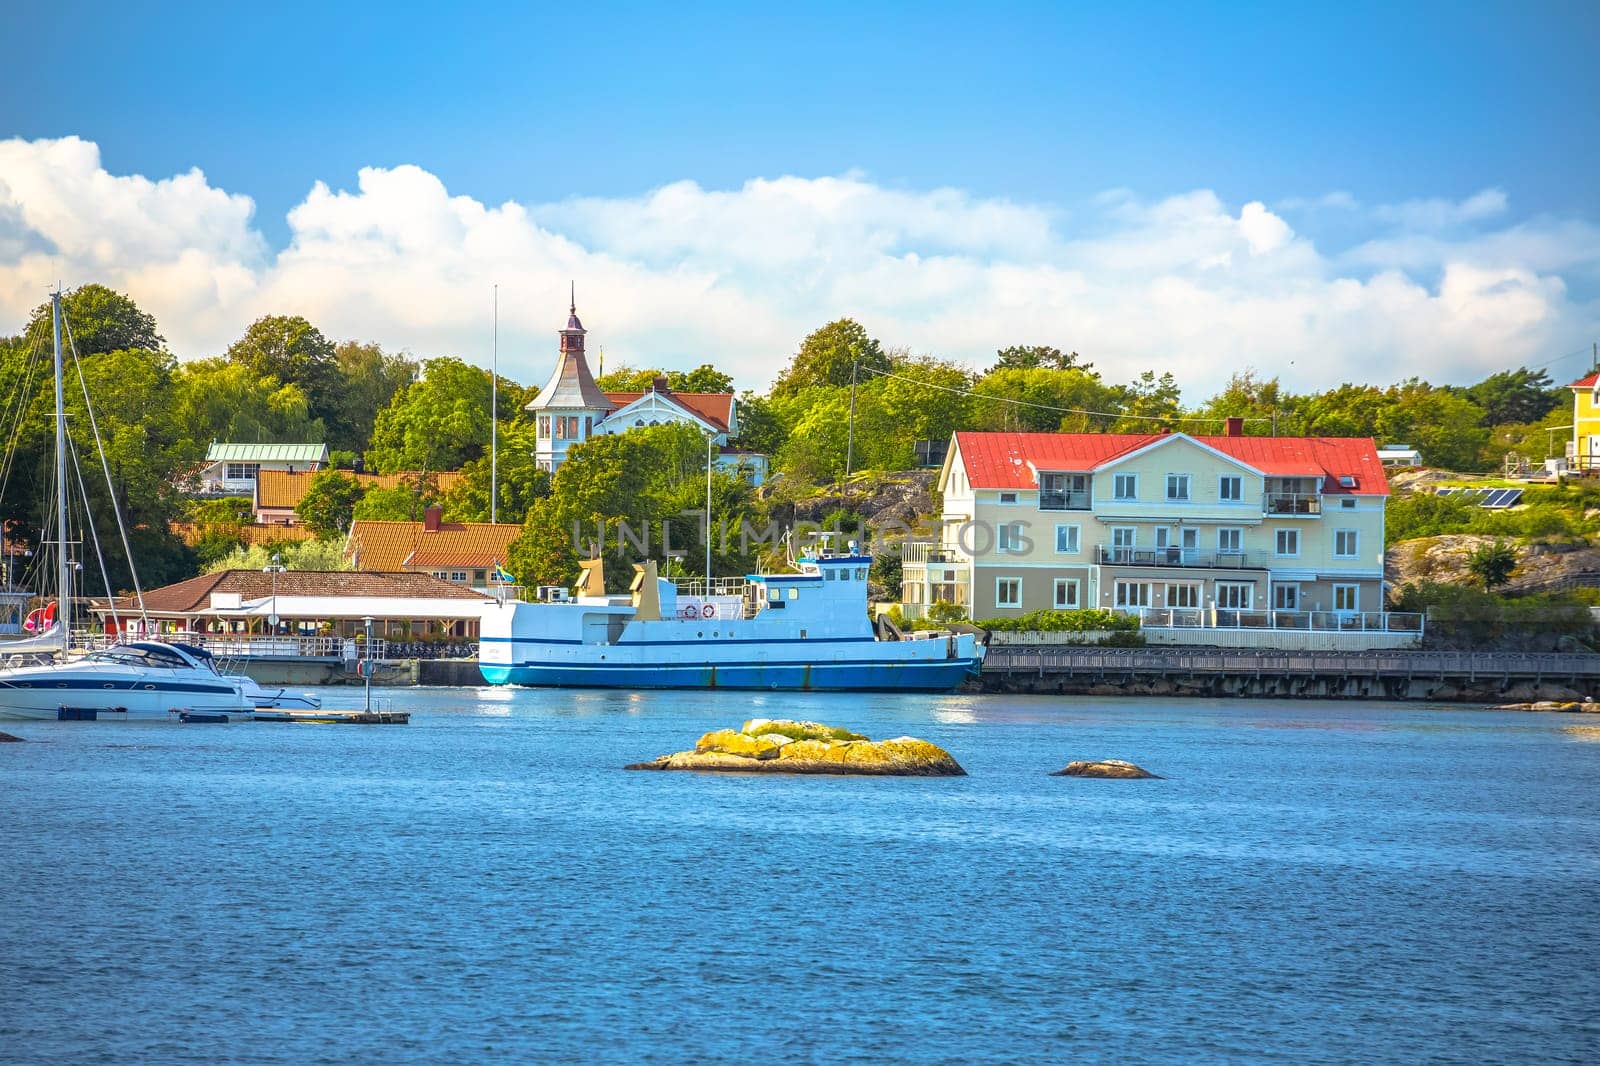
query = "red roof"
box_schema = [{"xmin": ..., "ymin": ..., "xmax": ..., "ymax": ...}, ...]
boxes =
[
  {"xmin": 603, "ymin": 391, "xmax": 733, "ymax": 432},
  {"xmin": 346, "ymin": 520, "xmax": 521, "ymax": 571},
  {"xmin": 1569, "ymin": 371, "xmax": 1598, "ymax": 389},
  {"xmin": 952, "ymin": 431, "xmax": 1389, "ymax": 495}
]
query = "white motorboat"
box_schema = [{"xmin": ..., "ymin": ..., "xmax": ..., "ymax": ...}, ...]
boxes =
[
  {"xmin": 0, "ymin": 641, "xmax": 252, "ymax": 721},
  {"xmin": 233, "ymin": 673, "xmax": 322, "ymax": 710}
]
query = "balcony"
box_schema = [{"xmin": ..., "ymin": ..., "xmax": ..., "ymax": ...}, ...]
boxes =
[
  {"xmin": 1039, "ymin": 490, "xmax": 1092, "ymax": 511},
  {"xmin": 902, "ymin": 541, "xmax": 963, "ymax": 566},
  {"xmin": 1264, "ymin": 492, "xmax": 1321, "ymax": 516},
  {"xmin": 1095, "ymin": 547, "xmax": 1259, "ymax": 569}
]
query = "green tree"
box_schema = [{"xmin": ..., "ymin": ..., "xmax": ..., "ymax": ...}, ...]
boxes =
[
  {"xmin": 226, "ymin": 315, "xmax": 342, "ymax": 426},
  {"xmin": 203, "ymin": 539, "xmax": 351, "ymax": 574},
  {"xmin": 969, "ymin": 367, "xmax": 1123, "ymax": 432},
  {"xmin": 771, "ymin": 319, "xmax": 889, "ymax": 396},
  {"xmin": 1463, "ymin": 367, "xmax": 1562, "ymax": 427},
  {"xmin": 366, "ymin": 357, "xmax": 493, "ymax": 473},
  {"xmin": 330, "ymin": 341, "xmax": 419, "ymax": 452},
  {"xmin": 991, "ymin": 345, "xmax": 1092, "ymax": 373},
  {"xmin": 1467, "ymin": 539, "xmax": 1517, "ymax": 591},
  {"xmin": 354, "ymin": 473, "xmax": 446, "ymax": 522},
  {"xmin": 25, "ymin": 284, "xmax": 164, "ymax": 357},
  {"xmin": 444, "ymin": 423, "xmax": 550, "ymax": 524},
  {"xmin": 596, "ymin": 363, "xmax": 735, "ymax": 394},
  {"xmin": 1196, "ymin": 369, "xmax": 1302, "ymax": 435},
  {"xmin": 1112, "ymin": 370, "xmax": 1183, "ymax": 431},
  {"xmin": 505, "ymin": 497, "xmax": 580, "ymax": 592},
  {"xmin": 170, "ymin": 359, "xmax": 327, "ymax": 445},
  {"xmin": 295, "ymin": 471, "xmax": 368, "ymax": 537}
]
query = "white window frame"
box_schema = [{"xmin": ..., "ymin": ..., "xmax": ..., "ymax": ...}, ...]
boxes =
[
  {"xmin": 1217, "ymin": 527, "xmax": 1243, "ymax": 555},
  {"xmin": 1275, "ymin": 529, "xmax": 1300, "ymax": 557},
  {"xmin": 1166, "ymin": 474, "xmax": 1191, "ymax": 501},
  {"xmin": 1054, "ymin": 524, "xmax": 1081, "ymax": 554},
  {"xmin": 1109, "ymin": 526, "xmax": 1136, "ymax": 562},
  {"xmin": 1273, "ymin": 583, "xmax": 1300, "ymax": 610},
  {"xmin": 1113, "ymin": 580, "xmax": 1151, "ymax": 608},
  {"xmin": 1340, "ymin": 498, "xmax": 1357, "ymax": 510},
  {"xmin": 997, "ymin": 522, "xmax": 1026, "ymax": 553},
  {"xmin": 1219, "ymin": 475, "xmax": 1242, "ymax": 502},
  {"xmin": 1334, "ymin": 529, "xmax": 1359, "ymax": 558},
  {"xmin": 1333, "ymin": 583, "xmax": 1360, "ymax": 612},
  {"xmin": 1165, "ymin": 583, "xmax": 1200, "ymax": 608},
  {"xmin": 995, "ymin": 577, "xmax": 1022, "ymax": 608},
  {"xmin": 1052, "ymin": 578, "xmax": 1079, "ymax": 609},
  {"xmin": 1216, "ymin": 581, "xmax": 1253, "ymax": 609},
  {"xmin": 1112, "ymin": 473, "xmax": 1138, "ymax": 501}
]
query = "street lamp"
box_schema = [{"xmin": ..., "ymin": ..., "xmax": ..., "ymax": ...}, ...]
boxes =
[
  {"xmin": 362, "ymin": 615, "xmax": 375, "ymax": 711},
  {"xmin": 264, "ymin": 551, "xmax": 286, "ymax": 636}
]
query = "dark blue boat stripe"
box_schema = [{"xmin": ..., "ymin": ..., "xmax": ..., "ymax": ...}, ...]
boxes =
[
  {"xmin": 0, "ymin": 679, "xmax": 239, "ymax": 694},
  {"xmin": 477, "ymin": 635, "xmax": 878, "ymax": 646}
]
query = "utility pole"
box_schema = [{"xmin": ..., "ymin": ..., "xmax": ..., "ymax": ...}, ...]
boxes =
[
  {"xmin": 845, "ymin": 346, "xmax": 858, "ymax": 480},
  {"xmin": 705, "ymin": 434, "xmax": 713, "ymax": 585},
  {"xmin": 491, "ymin": 284, "xmax": 499, "ymax": 524}
]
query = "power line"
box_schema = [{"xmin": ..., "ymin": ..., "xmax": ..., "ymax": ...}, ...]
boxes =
[{"xmin": 857, "ymin": 365, "xmax": 1273, "ymax": 424}]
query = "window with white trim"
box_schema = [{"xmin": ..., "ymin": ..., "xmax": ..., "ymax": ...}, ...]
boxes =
[
  {"xmin": 1166, "ymin": 583, "xmax": 1200, "ymax": 608},
  {"xmin": 1333, "ymin": 584, "xmax": 1360, "ymax": 612},
  {"xmin": 1054, "ymin": 524, "xmax": 1080, "ymax": 554},
  {"xmin": 1334, "ymin": 529, "xmax": 1359, "ymax": 558},
  {"xmin": 1113, "ymin": 474, "xmax": 1138, "ymax": 501},
  {"xmin": 1217, "ymin": 528, "xmax": 1242, "ymax": 554},
  {"xmin": 995, "ymin": 577, "xmax": 1022, "ymax": 608},
  {"xmin": 1114, "ymin": 580, "xmax": 1151, "ymax": 608},
  {"xmin": 1273, "ymin": 583, "xmax": 1300, "ymax": 610},
  {"xmin": 1166, "ymin": 474, "xmax": 1190, "ymax": 501},
  {"xmin": 450, "ymin": 570, "xmax": 468, "ymax": 583},
  {"xmin": 1053, "ymin": 579, "xmax": 1079, "ymax": 609},
  {"xmin": 999, "ymin": 492, "xmax": 1018, "ymax": 504},
  {"xmin": 1216, "ymin": 582, "xmax": 1252, "ymax": 609},
  {"xmin": 997, "ymin": 522, "xmax": 1026, "ymax": 553},
  {"xmin": 225, "ymin": 462, "xmax": 260, "ymax": 481},
  {"xmin": 1110, "ymin": 526, "xmax": 1136, "ymax": 561},
  {"xmin": 1219, "ymin": 475, "xmax": 1242, "ymax": 502},
  {"xmin": 1340, "ymin": 498, "xmax": 1357, "ymax": 510},
  {"xmin": 1275, "ymin": 529, "xmax": 1300, "ymax": 557}
]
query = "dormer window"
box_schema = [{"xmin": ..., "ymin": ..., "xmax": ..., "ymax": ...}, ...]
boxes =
[{"xmin": 1338, "ymin": 475, "xmax": 1357, "ymax": 488}]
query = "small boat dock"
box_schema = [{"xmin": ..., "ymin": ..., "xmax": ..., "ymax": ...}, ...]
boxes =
[{"xmin": 251, "ymin": 708, "xmax": 409, "ymax": 725}]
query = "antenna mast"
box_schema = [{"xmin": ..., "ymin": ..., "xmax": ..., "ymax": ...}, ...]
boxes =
[{"xmin": 50, "ymin": 289, "xmax": 70, "ymax": 655}]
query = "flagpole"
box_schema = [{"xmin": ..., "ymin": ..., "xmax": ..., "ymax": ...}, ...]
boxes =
[{"xmin": 491, "ymin": 283, "xmax": 499, "ymax": 525}]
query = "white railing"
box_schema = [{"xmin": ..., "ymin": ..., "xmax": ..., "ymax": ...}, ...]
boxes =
[
  {"xmin": 672, "ymin": 576, "xmax": 748, "ymax": 597},
  {"xmin": 72, "ymin": 631, "xmax": 387, "ymax": 660}
]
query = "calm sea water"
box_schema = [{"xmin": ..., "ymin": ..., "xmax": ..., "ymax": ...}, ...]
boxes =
[{"xmin": 2, "ymin": 689, "xmax": 1597, "ymax": 1064}]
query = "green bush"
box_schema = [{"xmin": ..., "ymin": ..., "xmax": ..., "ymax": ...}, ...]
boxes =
[
  {"xmin": 975, "ymin": 608, "xmax": 1140, "ymax": 633},
  {"xmin": 1392, "ymin": 580, "xmax": 1595, "ymax": 651}
]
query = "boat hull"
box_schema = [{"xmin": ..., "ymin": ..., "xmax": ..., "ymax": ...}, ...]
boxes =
[
  {"xmin": 479, "ymin": 653, "xmax": 982, "ymax": 692},
  {"xmin": 0, "ymin": 666, "xmax": 251, "ymax": 721}
]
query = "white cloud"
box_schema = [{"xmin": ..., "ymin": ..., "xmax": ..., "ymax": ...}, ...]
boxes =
[{"xmin": 0, "ymin": 135, "xmax": 1595, "ymax": 397}]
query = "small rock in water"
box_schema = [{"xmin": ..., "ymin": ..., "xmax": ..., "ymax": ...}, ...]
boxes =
[
  {"xmin": 627, "ymin": 720, "xmax": 964, "ymax": 776},
  {"xmin": 1051, "ymin": 759, "xmax": 1160, "ymax": 779},
  {"xmin": 0, "ymin": 731, "xmax": 24, "ymax": 742}
]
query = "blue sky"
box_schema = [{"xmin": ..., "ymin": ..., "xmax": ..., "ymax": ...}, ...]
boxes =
[{"xmin": 1, "ymin": 1, "xmax": 1597, "ymax": 391}]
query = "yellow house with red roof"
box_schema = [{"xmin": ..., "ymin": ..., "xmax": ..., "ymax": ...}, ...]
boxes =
[
  {"xmin": 907, "ymin": 423, "xmax": 1395, "ymax": 632},
  {"xmin": 1568, "ymin": 370, "xmax": 1600, "ymax": 473},
  {"xmin": 344, "ymin": 507, "xmax": 521, "ymax": 592}
]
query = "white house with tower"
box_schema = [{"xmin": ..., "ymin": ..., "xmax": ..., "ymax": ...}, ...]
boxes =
[{"xmin": 525, "ymin": 293, "xmax": 767, "ymax": 483}]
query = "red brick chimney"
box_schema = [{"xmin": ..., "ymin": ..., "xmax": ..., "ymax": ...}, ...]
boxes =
[
  {"xmin": 423, "ymin": 505, "xmax": 442, "ymax": 532},
  {"xmin": 1225, "ymin": 416, "xmax": 1244, "ymax": 437},
  {"xmin": 651, "ymin": 374, "xmax": 670, "ymax": 393}
]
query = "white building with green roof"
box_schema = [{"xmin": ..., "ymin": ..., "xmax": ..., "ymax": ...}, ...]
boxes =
[{"xmin": 198, "ymin": 442, "xmax": 330, "ymax": 495}]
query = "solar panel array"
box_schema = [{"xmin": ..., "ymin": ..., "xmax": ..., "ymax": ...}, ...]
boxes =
[{"xmin": 1433, "ymin": 487, "xmax": 1524, "ymax": 509}]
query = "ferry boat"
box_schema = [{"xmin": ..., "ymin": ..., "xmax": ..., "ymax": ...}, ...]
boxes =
[{"xmin": 478, "ymin": 544, "xmax": 984, "ymax": 691}]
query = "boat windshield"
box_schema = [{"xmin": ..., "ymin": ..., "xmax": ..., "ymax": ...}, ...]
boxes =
[{"xmin": 87, "ymin": 644, "xmax": 195, "ymax": 670}]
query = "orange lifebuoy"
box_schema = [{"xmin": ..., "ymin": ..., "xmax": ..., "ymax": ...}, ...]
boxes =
[{"xmin": 702, "ymin": 603, "xmax": 717, "ymax": 618}]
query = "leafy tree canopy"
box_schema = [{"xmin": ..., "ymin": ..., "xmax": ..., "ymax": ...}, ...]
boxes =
[
  {"xmin": 170, "ymin": 359, "xmax": 326, "ymax": 446},
  {"xmin": 596, "ymin": 363, "xmax": 735, "ymax": 394},
  {"xmin": 330, "ymin": 341, "xmax": 419, "ymax": 451},
  {"xmin": 25, "ymin": 284, "xmax": 164, "ymax": 357},
  {"xmin": 295, "ymin": 470, "xmax": 367, "ymax": 538},
  {"xmin": 771, "ymin": 319, "xmax": 889, "ymax": 396},
  {"xmin": 444, "ymin": 423, "xmax": 550, "ymax": 524},
  {"xmin": 1462, "ymin": 367, "xmax": 1562, "ymax": 427},
  {"xmin": 991, "ymin": 345, "xmax": 1092, "ymax": 373},
  {"xmin": 226, "ymin": 315, "xmax": 341, "ymax": 424},
  {"xmin": 366, "ymin": 357, "xmax": 493, "ymax": 474},
  {"xmin": 968, "ymin": 367, "xmax": 1123, "ymax": 433}
]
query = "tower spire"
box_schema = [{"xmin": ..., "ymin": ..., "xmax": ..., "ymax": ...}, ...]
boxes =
[{"xmin": 570, "ymin": 280, "xmax": 575, "ymax": 314}]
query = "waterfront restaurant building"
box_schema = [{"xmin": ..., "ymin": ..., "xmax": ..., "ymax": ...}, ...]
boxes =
[
  {"xmin": 902, "ymin": 424, "xmax": 1390, "ymax": 622},
  {"xmin": 94, "ymin": 570, "xmax": 491, "ymax": 640}
]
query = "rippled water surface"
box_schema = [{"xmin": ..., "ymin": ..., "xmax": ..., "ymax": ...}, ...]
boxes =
[{"xmin": 3, "ymin": 689, "xmax": 1598, "ymax": 1063}]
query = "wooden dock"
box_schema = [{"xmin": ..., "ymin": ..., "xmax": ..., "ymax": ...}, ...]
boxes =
[{"xmin": 251, "ymin": 709, "xmax": 410, "ymax": 725}]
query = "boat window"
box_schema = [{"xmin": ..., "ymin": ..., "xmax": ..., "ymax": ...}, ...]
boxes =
[
  {"xmin": 856, "ymin": 568, "xmax": 867, "ymax": 580},
  {"xmin": 787, "ymin": 588, "xmax": 798, "ymax": 600},
  {"xmin": 767, "ymin": 587, "xmax": 780, "ymax": 601}
]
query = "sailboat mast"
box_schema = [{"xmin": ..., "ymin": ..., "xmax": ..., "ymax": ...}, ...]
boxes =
[
  {"xmin": 50, "ymin": 290, "xmax": 70, "ymax": 654},
  {"xmin": 491, "ymin": 283, "xmax": 498, "ymax": 525}
]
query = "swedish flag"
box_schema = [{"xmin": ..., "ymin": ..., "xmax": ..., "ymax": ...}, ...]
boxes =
[{"xmin": 492, "ymin": 563, "xmax": 516, "ymax": 584}]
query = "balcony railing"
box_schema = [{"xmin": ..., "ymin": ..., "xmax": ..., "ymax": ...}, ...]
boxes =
[
  {"xmin": 1038, "ymin": 490, "xmax": 1092, "ymax": 511},
  {"xmin": 1265, "ymin": 492, "xmax": 1321, "ymax": 515},
  {"xmin": 1118, "ymin": 608, "xmax": 1425, "ymax": 634},
  {"xmin": 1095, "ymin": 547, "xmax": 1258, "ymax": 569},
  {"xmin": 902, "ymin": 541, "xmax": 963, "ymax": 566}
]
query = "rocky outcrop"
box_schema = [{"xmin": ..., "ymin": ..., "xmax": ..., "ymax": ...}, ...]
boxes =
[
  {"xmin": 1493, "ymin": 700, "xmax": 1600, "ymax": 713},
  {"xmin": 1050, "ymin": 759, "xmax": 1160, "ymax": 779},
  {"xmin": 1387, "ymin": 534, "xmax": 1600, "ymax": 596},
  {"xmin": 627, "ymin": 719, "xmax": 965, "ymax": 776},
  {"xmin": 0, "ymin": 731, "xmax": 22, "ymax": 742}
]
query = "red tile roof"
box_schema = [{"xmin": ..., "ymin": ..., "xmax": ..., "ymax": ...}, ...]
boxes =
[
  {"xmin": 603, "ymin": 391, "xmax": 733, "ymax": 432},
  {"xmin": 1569, "ymin": 371, "xmax": 1598, "ymax": 389},
  {"xmin": 255, "ymin": 470, "xmax": 464, "ymax": 510},
  {"xmin": 345, "ymin": 520, "xmax": 521, "ymax": 571},
  {"xmin": 952, "ymin": 431, "xmax": 1389, "ymax": 495}
]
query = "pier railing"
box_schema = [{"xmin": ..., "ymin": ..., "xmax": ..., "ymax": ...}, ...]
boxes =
[
  {"xmin": 1125, "ymin": 608, "xmax": 1425, "ymax": 634},
  {"xmin": 981, "ymin": 646, "xmax": 1600, "ymax": 681}
]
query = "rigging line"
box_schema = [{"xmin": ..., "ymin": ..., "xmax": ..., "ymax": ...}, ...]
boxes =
[
  {"xmin": 856, "ymin": 365, "xmax": 1273, "ymax": 424},
  {"xmin": 61, "ymin": 313, "xmax": 149, "ymax": 627},
  {"xmin": 65, "ymin": 429, "xmax": 120, "ymax": 631},
  {"xmin": 0, "ymin": 325, "xmax": 49, "ymax": 501}
]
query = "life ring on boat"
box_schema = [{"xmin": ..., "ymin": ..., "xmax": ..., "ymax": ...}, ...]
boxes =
[
  {"xmin": 701, "ymin": 603, "xmax": 716, "ymax": 618},
  {"xmin": 679, "ymin": 605, "xmax": 699, "ymax": 619}
]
